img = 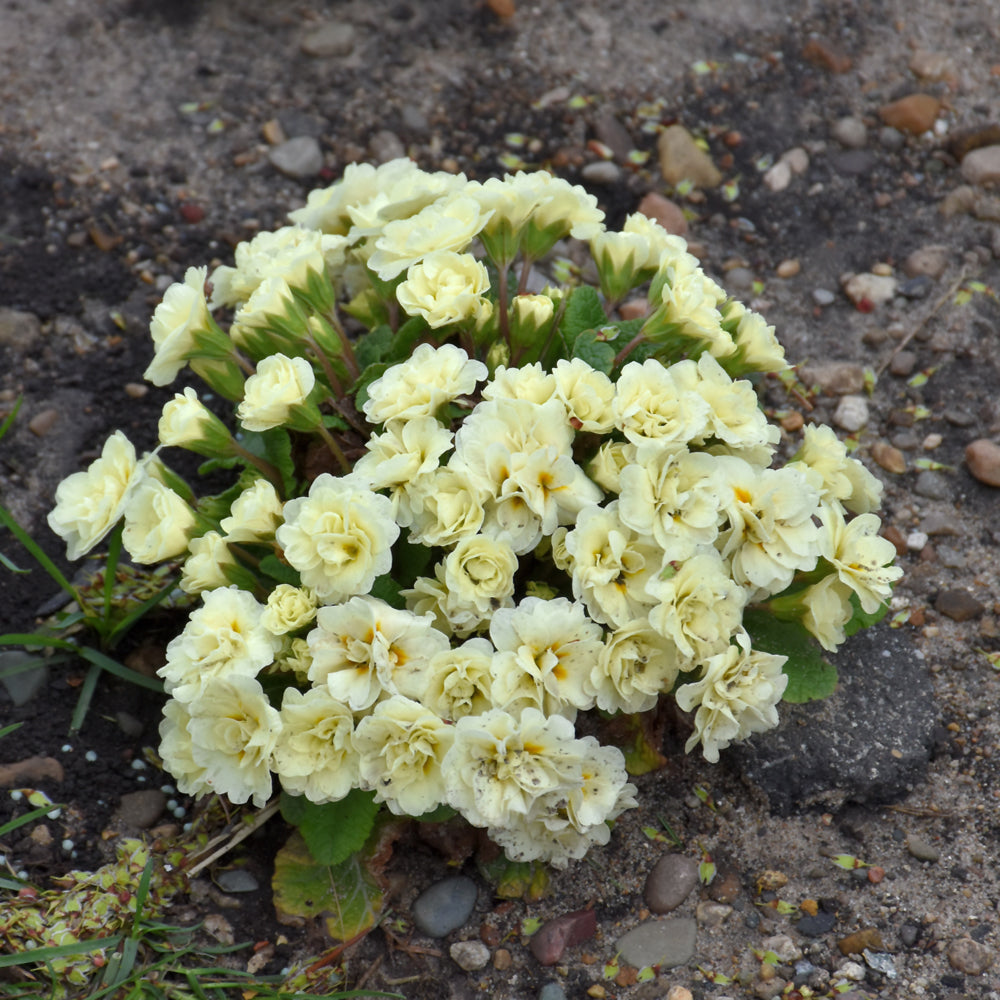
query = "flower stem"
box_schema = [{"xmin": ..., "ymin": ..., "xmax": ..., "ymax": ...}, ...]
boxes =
[
  {"xmin": 315, "ymin": 422, "xmax": 351, "ymax": 473},
  {"xmin": 230, "ymin": 441, "xmax": 285, "ymax": 495},
  {"xmin": 613, "ymin": 330, "xmax": 648, "ymax": 369}
]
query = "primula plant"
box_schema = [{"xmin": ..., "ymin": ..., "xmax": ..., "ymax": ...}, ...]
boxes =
[{"xmin": 46, "ymin": 158, "xmax": 901, "ymax": 876}]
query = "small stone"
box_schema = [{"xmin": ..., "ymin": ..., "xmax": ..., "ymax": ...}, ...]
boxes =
[
  {"xmin": 960, "ymin": 145, "xmax": 1000, "ymax": 187},
  {"xmin": 761, "ymin": 934, "xmax": 801, "ymax": 963},
  {"xmin": 899, "ymin": 923, "xmax": 921, "ymax": 947},
  {"xmin": 763, "ymin": 160, "xmax": 792, "ymax": 192},
  {"xmin": 216, "ymin": 869, "xmax": 259, "ymax": 893},
  {"xmin": 812, "ymin": 288, "xmax": 835, "ymax": 306},
  {"xmin": 799, "ymin": 362, "xmax": 866, "ymax": 395},
  {"xmin": 115, "ymin": 711, "xmax": 144, "ymax": 738},
  {"xmin": 581, "ymin": 161, "xmax": 621, "ymax": 185},
  {"xmin": 619, "ymin": 297, "xmax": 648, "ymax": 320},
  {"xmin": 644, "ymin": 853, "xmax": 699, "ymax": 913},
  {"xmin": 882, "ymin": 525, "xmax": 907, "ymax": 556},
  {"xmin": 904, "ymin": 245, "xmax": 950, "ymax": 279},
  {"xmin": 493, "ymin": 947, "xmax": 512, "ymax": 970},
  {"xmin": 944, "ymin": 407, "xmax": 975, "ymax": 427},
  {"xmin": 796, "ymin": 911, "xmax": 836, "ymax": 937},
  {"xmin": 261, "ymin": 119, "xmax": 286, "ymax": 145},
  {"xmin": 965, "ymin": 439, "xmax": 1000, "ymax": 487},
  {"xmin": 268, "ymin": 137, "xmax": 323, "ymax": 179},
  {"xmin": 114, "ymin": 789, "xmax": 166, "ymax": 830},
  {"xmin": 0, "ymin": 651, "xmax": 49, "ymax": 706},
  {"xmin": 832, "ymin": 116, "xmax": 868, "ymax": 149},
  {"xmin": 838, "ymin": 928, "xmax": 885, "ymax": 955},
  {"xmin": 28, "ymin": 409, "xmax": 59, "ymax": 436},
  {"xmin": 802, "ymin": 37, "xmax": 852, "ymax": 73},
  {"xmin": 948, "ymin": 936, "xmax": 995, "ymax": 975},
  {"xmin": 725, "ymin": 267, "xmax": 755, "ymax": 291},
  {"xmin": 922, "ymin": 432, "xmax": 943, "ymax": 450},
  {"xmin": 594, "ymin": 112, "xmax": 634, "ymax": 162},
  {"xmin": 879, "ymin": 94, "xmax": 941, "ymax": 134},
  {"xmin": 863, "ymin": 951, "xmax": 897, "ymax": 978},
  {"xmin": 0, "ymin": 308, "xmax": 42, "ymax": 351},
  {"xmin": 834, "ymin": 395, "xmax": 869, "ymax": 432},
  {"xmin": 369, "ymin": 129, "xmax": 406, "ymax": 164},
  {"xmin": 920, "ymin": 512, "xmax": 958, "ymax": 535},
  {"xmin": 781, "ymin": 147, "xmax": 809, "ymax": 174},
  {"xmin": 843, "ymin": 272, "xmax": 897, "ymax": 308},
  {"xmin": 411, "ymin": 876, "xmax": 477, "ymax": 938},
  {"xmin": 616, "ymin": 918, "xmax": 696, "ymax": 969},
  {"xmin": 636, "ymin": 192, "xmax": 688, "ymax": 236},
  {"xmin": 124, "ymin": 382, "xmax": 148, "ymax": 399},
  {"xmin": 450, "ymin": 940, "xmax": 490, "ymax": 971},
  {"xmin": 776, "ymin": 258, "xmax": 800, "ymax": 278},
  {"xmin": 888, "ymin": 351, "xmax": 917, "ymax": 377},
  {"xmin": 0, "ymin": 755, "xmax": 65, "ymax": 786},
  {"xmin": 839, "ymin": 960, "xmax": 866, "ymax": 981},
  {"xmin": 907, "ymin": 531, "xmax": 929, "ymax": 551},
  {"xmin": 934, "ymin": 589, "xmax": 985, "ymax": 623},
  {"xmin": 529, "ymin": 909, "xmax": 596, "ymax": 965},
  {"xmin": 708, "ymin": 865, "xmax": 742, "ymax": 904},
  {"xmin": 908, "ymin": 49, "xmax": 956, "ymax": 82},
  {"xmin": 781, "ymin": 411, "xmax": 804, "ymax": 432},
  {"xmin": 301, "ymin": 21, "xmax": 357, "ymax": 58},
  {"xmin": 900, "ymin": 275, "xmax": 933, "ymax": 299},
  {"xmin": 695, "ymin": 901, "xmax": 732, "ymax": 928},
  {"xmin": 914, "ymin": 470, "xmax": 950, "ymax": 500},
  {"xmin": 879, "ymin": 126, "xmax": 905, "ymax": 150},
  {"xmin": 666, "ymin": 988, "xmax": 693, "ymax": 1000},
  {"xmin": 657, "ymin": 125, "xmax": 722, "ymax": 189},
  {"xmin": 905, "ymin": 833, "xmax": 941, "ymax": 861},
  {"xmin": 538, "ymin": 984, "xmax": 566, "ymax": 1000},
  {"xmin": 870, "ymin": 441, "xmax": 906, "ymax": 474}
]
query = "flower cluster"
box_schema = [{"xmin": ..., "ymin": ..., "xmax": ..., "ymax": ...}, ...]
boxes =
[{"xmin": 47, "ymin": 159, "xmax": 901, "ymax": 867}]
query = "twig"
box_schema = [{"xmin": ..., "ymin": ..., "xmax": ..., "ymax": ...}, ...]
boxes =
[
  {"xmin": 187, "ymin": 800, "xmax": 280, "ymax": 877},
  {"xmin": 876, "ymin": 265, "xmax": 972, "ymax": 376}
]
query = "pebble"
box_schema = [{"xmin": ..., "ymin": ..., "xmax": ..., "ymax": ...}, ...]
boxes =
[
  {"xmin": 920, "ymin": 512, "xmax": 958, "ymax": 536},
  {"xmin": 761, "ymin": 934, "xmax": 801, "ymax": 962},
  {"xmin": 493, "ymin": 947, "xmax": 512, "ymax": 970},
  {"xmin": 888, "ymin": 350, "xmax": 917, "ymax": 376},
  {"xmin": 800, "ymin": 362, "xmax": 865, "ymax": 395},
  {"xmin": 538, "ymin": 984, "xmax": 567, "ymax": 1000},
  {"xmin": 114, "ymin": 789, "xmax": 166, "ymax": 830},
  {"xmin": 216, "ymin": 869, "xmax": 260, "ymax": 893},
  {"xmin": 529, "ymin": 909, "xmax": 596, "ymax": 965},
  {"xmin": 832, "ymin": 116, "xmax": 867, "ymax": 149},
  {"xmin": 657, "ymin": 124, "xmax": 722, "ymax": 189},
  {"xmin": 832, "ymin": 150, "xmax": 876, "ymax": 176},
  {"xmin": 301, "ymin": 21, "xmax": 357, "ymax": 58},
  {"xmin": 763, "ymin": 160, "xmax": 791, "ymax": 192},
  {"xmin": 369, "ymin": 129, "xmax": 406, "ymax": 163},
  {"xmin": 863, "ymin": 950, "xmax": 897, "ymax": 979},
  {"xmin": 776, "ymin": 258, "xmax": 800, "ymax": 278},
  {"xmin": 944, "ymin": 407, "xmax": 975, "ymax": 427},
  {"xmin": 782, "ymin": 147, "xmax": 809, "ymax": 175},
  {"xmin": 708, "ymin": 865, "xmax": 742, "ymax": 904},
  {"xmin": 725, "ymin": 267, "xmax": 756, "ymax": 291},
  {"xmin": 0, "ymin": 308, "xmax": 42, "ymax": 351},
  {"xmin": 948, "ymin": 937, "xmax": 995, "ymax": 975},
  {"xmin": 843, "ymin": 272, "xmax": 897, "ymax": 308},
  {"xmin": 882, "ymin": 525, "xmax": 907, "ymax": 556},
  {"xmin": 796, "ymin": 911, "xmax": 836, "ymax": 937},
  {"xmin": 0, "ymin": 651, "xmax": 49, "ymax": 706},
  {"xmin": 914, "ymin": 470, "xmax": 950, "ymax": 500},
  {"xmin": 411, "ymin": 876, "xmax": 477, "ymax": 938},
  {"xmin": 838, "ymin": 928, "xmax": 884, "ymax": 955},
  {"xmin": 899, "ymin": 923, "xmax": 921, "ymax": 947},
  {"xmin": 934, "ymin": 589, "xmax": 985, "ymax": 622},
  {"xmin": 616, "ymin": 918, "xmax": 696, "ymax": 969},
  {"xmin": 28, "ymin": 409, "xmax": 60, "ymax": 436},
  {"xmin": 878, "ymin": 94, "xmax": 941, "ymax": 134},
  {"xmin": 268, "ymin": 136, "xmax": 323, "ymax": 179},
  {"xmin": 899, "ymin": 275, "xmax": 933, "ymax": 299},
  {"xmin": 0, "ymin": 754, "xmax": 65, "ymax": 785},
  {"xmin": 594, "ymin": 112, "xmax": 634, "ymax": 163},
  {"xmin": 450, "ymin": 939, "xmax": 490, "ymax": 971},
  {"xmin": 870, "ymin": 441, "xmax": 906, "ymax": 474},
  {"xmin": 812, "ymin": 288, "xmax": 835, "ymax": 306},
  {"xmin": 695, "ymin": 901, "xmax": 732, "ymax": 928},
  {"xmin": 960, "ymin": 145, "xmax": 1000, "ymax": 187},
  {"xmin": 666, "ymin": 988, "xmax": 693, "ymax": 1000},
  {"xmin": 636, "ymin": 192, "xmax": 688, "ymax": 236},
  {"xmin": 907, "ymin": 531, "xmax": 929, "ymax": 551},
  {"xmin": 833, "ymin": 396, "xmax": 869, "ymax": 432},
  {"xmin": 909, "ymin": 49, "xmax": 956, "ymax": 82},
  {"xmin": 644, "ymin": 853, "xmax": 699, "ymax": 913},
  {"xmin": 965, "ymin": 439, "xmax": 1000, "ymax": 487},
  {"xmin": 802, "ymin": 37, "xmax": 852, "ymax": 74},
  {"xmin": 878, "ymin": 126, "xmax": 905, "ymax": 151},
  {"xmin": 838, "ymin": 960, "xmax": 866, "ymax": 981},
  {"xmin": 581, "ymin": 161, "xmax": 622, "ymax": 185}
]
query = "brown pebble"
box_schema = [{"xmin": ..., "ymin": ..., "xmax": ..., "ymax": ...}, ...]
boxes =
[
  {"xmin": 867, "ymin": 866, "xmax": 886, "ymax": 884},
  {"xmin": 124, "ymin": 382, "xmax": 148, "ymax": 399},
  {"xmin": 756, "ymin": 869, "xmax": 788, "ymax": 893},
  {"xmin": 636, "ymin": 191, "xmax": 688, "ymax": 237},
  {"xmin": 781, "ymin": 411, "xmax": 804, "ymax": 432},
  {"xmin": 802, "ymin": 37, "xmax": 852, "ymax": 73},
  {"xmin": 492, "ymin": 947, "xmax": 512, "ymax": 971},
  {"xmin": 800, "ymin": 898, "xmax": 818, "ymax": 916},
  {"xmin": 261, "ymin": 119, "xmax": 286, "ymax": 146},
  {"xmin": 615, "ymin": 967, "xmax": 638, "ymax": 987},
  {"xmin": 529, "ymin": 909, "xmax": 596, "ymax": 965},
  {"xmin": 881, "ymin": 525, "xmax": 908, "ymax": 557},
  {"xmin": 0, "ymin": 755, "xmax": 65, "ymax": 785},
  {"xmin": 948, "ymin": 936, "xmax": 995, "ymax": 975},
  {"xmin": 776, "ymin": 258, "xmax": 800, "ymax": 278},
  {"xmin": 838, "ymin": 928, "xmax": 885, "ymax": 955},
  {"xmin": 28, "ymin": 408, "xmax": 59, "ymax": 436},
  {"xmin": 888, "ymin": 351, "xmax": 917, "ymax": 377},
  {"xmin": 935, "ymin": 589, "xmax": 985, "ymax": 622},
  {"xmin": 480, "ymin": 921, "xmax": 501, "ymax": 947},
  {"xmin": 486, "ymin": 0, "xmax": 516, "ymax": 17},
  {"xmin": 870, "ymin": 441, "xmax": 907, "ymax": 475},
  {"xmin": 619, "ymin": 298, "xmax": 649, "ymax": 321},
  {"xmin": 179, "ymin": 202, "xmax": 204, "ymax": 224},
  {"xmin": 964, "ymin": 439, "xmax": 1000, "ymax": 487},
  {"xmin": 710, "ymin": 864, "xmax": 742, "ymax": 903},
  {"xmin": 879, "ymin": 94, "xmax": 941, "ymax": 134},
  {"xmin": 587, "ymin": 986, "xmax": 606, "ymax": 999},
  {"xmin": 666, "ymin": 989, "xmax": 694, "ymax": 1000}
]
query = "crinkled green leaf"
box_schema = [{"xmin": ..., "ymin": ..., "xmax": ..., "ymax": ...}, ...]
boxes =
[
  {"xmin": 272, "ymin": 830, "xmax": 384, "ymax": 943},
  {"xmin": 742, "ymin": 608, "xmax": 837, "ymax": 703},
  {"xmin": 843, "ymin": 591, "xmax": 890, "ymax": 638},
  {"xmin": 258, "ymin": 554, "xmax": 300, "ymax": 586},
  {"xmin": 560, "ymin": 285, "xmax": 607, "ymax": 342},
  {"xmin": 280, "ymin": 789, "xmax": 380, "ymax": 867},
  {"xmin": 571, "ymin": 329, "xmax": 616, "ymax": 374},
  {"xmin": 353, "ymin": 362, "xmax": 390, "ymax": 415},
  {"xmin": 477, "ymin": 852, "xmax": 550, "ymax": 901},
  {"xmin": 354, "ymin": 324, "xmax": 394, "ymax": 369}
]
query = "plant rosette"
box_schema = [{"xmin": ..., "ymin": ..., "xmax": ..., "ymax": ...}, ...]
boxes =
[{"xmin": 47, "ymin": 159, "xmax": 902, "ymax": 873}]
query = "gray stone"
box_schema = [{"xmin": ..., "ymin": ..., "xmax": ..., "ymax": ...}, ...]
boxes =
[
  {"xmin": 731, "ymin": 622, "xmax": 935, "ymax": 814},
  {"xmin": 114, "ymin": 790, "xmax": 165, "ymax": 830},
  {"xmin": 268, "ymin": 137, "xmax": 323, "ymax": 179},
  {"xmin": 904, "ymin": 245, "xmax": 950, "ymax": 279},
  {"xmin": 594, "ymin": 112, "xmax": 634, "ymax": 162},
  {"xmin": 812, "ymin": 288, "xmax": 835, "ymax": 306},
  {"xmin": 301, "ymin": 21, "xmax": 357, "ymax": 58},
  {"xmin": 920, "ymin": 512, "xmax": 958, "ymax": 536},
  {"xmin": 913, "ymin": 470, "xmax": 951, "ymax": 500},
  {"xmin": 216, "ymin": 869, "xmax": 260, "ymax": 893},
  {"xmin": 761, "ymin": 933, "xmax": 801, "ymax": 962},
  {"xmin": 843, "ymin": 272, "xmax": 897, "ymax": 308},
  {"xmin": 657, "ymin": 124, "xmax": 722, "ymax": 189},
  {"xmin": 369, "ymin": 129, "xmax": 406, "ymax": 164},
  {"xmin": 581, "ymin": 161, "xmax": 622, "ymax": 185},
  {"xmin": 965, "ymin": 439, "xmax": 1000, "ymax": 487},
  {"xmin": 0, "ymin": 308, "xmax": 42, "ymax": 351},
  {"xmin": 947, "ymin": 936, "xmax": 994, "ymax": 975},
  {"xmin": 796, "ymin": 911, "xmax": 836, "ymax": 937},
  {"xmin": 0, "ymin": 651, "xmax": 49, "ymax": 706},
  {"xmin": 538, "ymin": 984, "xmax": 567, "ymax": 1000},
  {"xmin": 616, "ymin": 918, "xmax": 696, "ymax": 969},
  {"xmin": 934, "ymin": 589, "xmax": 984, "ymax": 622},
  {"xmin": 833, "ymin": 395, "xmax": 869, "ymax": 432},
  {"xmin": 763, "ymin": 160, "xmax": 792, "ymax": 192},
  {"xmin": 888, "ymin": 351, "xmax": 917, "ymax": 377},
  {"xmin": 450, "ymin": 939, "xmax": 490, "ymax": 971},
  {"xmin": 831, "ymin": 150, "xmax": 876, "ymax": 175},
  {"xmin": 695, "ymin": 900, "xmax": 732, "ymax": 928},
  {"xmin": 800, "ymin": 362, "xmax": 866, "ymax": 396},
  {"xmin": 644, "ymin": 854, "xmax": 699, "ymax": 913},
  {"xmin": 725, "ymin": 267, "xmax": 756, "ymax": 292},
  {"xmin": 878, "ymin": 126, "xmax": 905, "ymax": 150},
  {"xmin": 904, "ymin": 833, "xmax": 940, "ymax": 862},
  {"xmin": 411, "ymin": 875, "xmax": 477, "ymax": 938},
  {"xmin": 960, "ymin": 145, "xmax": 1000, "ymax": 187},
  {"xmin": 831, "ymin": 116, "xmax": 867, "ymax": 149},
  {"xmin": 863, "ymin": 950, "xmax": 897, "ymax": 979}
]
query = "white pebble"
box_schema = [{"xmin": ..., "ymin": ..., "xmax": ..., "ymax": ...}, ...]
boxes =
[
  {"xmin": 166, "ymin": 799, "xmax": 178, "ymax": 811},
  {"xmin": 833, "ymin": 395, "xmax": 869, "ymax": 432},
  {"xmin": 131, "ymin": 759, "xmax": 147, "ymax": 770},
  {"xmin": 10, "ymin": 791, "xmax": 22, "ymax": 801},
  {"xmin": 172, "ymin": 806, "xmax": 187, "ymax": 819},
  {"xmin": 47, "ymin": 808, "xmax": 61, "ymax": 820},
  {"xmin": 160, "ymin": 784, "xmax": 176, "ymax": 795},
  {"xmin": 61, "ymin": 839, "xmax": 74, "ymax": 852},
  {"xmin": 907, "ymin": 531, "xmax": 929, "ymax": 551},
  {"xmin": 61, "ymin": 744, "xmax": 73, "ymax": 753},
  {"xmin": 85, "ymin": 750, "xmax": 98, "ymax": 762}
]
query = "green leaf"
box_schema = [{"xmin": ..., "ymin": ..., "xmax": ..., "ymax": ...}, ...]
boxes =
[
  {"xmin": 843, "ymin": 591, "xmax": 890, "ymax": 638},
  {"xmin": 260, "ymin": 428, "xmax": 297, "ymax": 496},
  {"xmin": 477, "ymin": 852, "xmax": 550, "ymax": 901},
  {"xmin": 571, "ymin": 329, "xmax": 616, "ymax": 374},
  {"xmin": 354, "ymin": 362, "xmax": 390, "ymax": 416},
  {"xmin": 272, "ymin": 830, "xmax": 384, "ymax": 943},
  {"xmin": 560, "ymin": 286, "xmax": 607, "ymax": 342},
  {"xmin": 609, "ymin": 710, "xmax": 667, "ymax": 776},
  {"xmin": 0, "ymin": 550, "xmax": 29, "ymax": 574},
  {"xmin": 280, "ymin": 789, "xmax": 380, "ymax": 867},
  {"xmin": 354, "ymin": 324, "xmax": 395, "ymax": 369},
  {"xmin": 0, "ymin": 395, "xmax": 23, "ymax": 443},
  {"xmin": 0, "ymin": 502, "xmax": 76, "ymax": 599},
  {"xmin": 384, "ymin": 316, "xmax": 429, "ymax": 365},
  {"xmin": 830, "ymin": 853, "xmax": 868, "ymax": 870},
  {"xmin": 258, "ymin": 554, "xmax": 301, "ymax": 586},
  {"xmin": 742, "ymin": 608, "xmax": 837, "ymax": 703}
]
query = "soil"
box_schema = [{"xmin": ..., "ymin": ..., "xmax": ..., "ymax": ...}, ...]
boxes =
[{"xmin": 2, "ymin": 1, "xmax": 1000, "ymax": 998}]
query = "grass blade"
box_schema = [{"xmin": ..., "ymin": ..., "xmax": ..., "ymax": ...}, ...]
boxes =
[
  {"xmin": 0, "ymin": 632, "xmax": 79, "ymax": 651},
  {"xmin": 0, "ymin": 935, "xmax": 122, "ymax": 968},
  {"xmin": 106, "ymin": 581, "xmax": 178, "ymax": 648},
  {"xmin": 0, "ymin": 503, "xmax": 76, "ymax": 599},
  {"xmin": 0, "ymin": 396, "xmax": 22, "ymax": 443},
  {"xmin": 69, "ymin": 661, "xmax": 103, "ymax": 732},
  {"xmin": 0, "ymin": 721, "xmax": 24, "ymax": 740},
  {"xmin": 102, "ymin": 523, "xmax": 124, "ymax": 624},
  {"xmin": 0, "ymin": 803, "xmax": 63, "ymax": 838},
  {"xmin": 78, "ymin": 646, "xmax": 164, "ymax": 694}
]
